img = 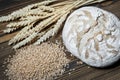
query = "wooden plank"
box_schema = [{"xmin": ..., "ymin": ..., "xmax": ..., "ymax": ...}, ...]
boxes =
[
  {"xmin": 0, "ymin": 32, "xmax": 18, "ymax": 43},
  {"xmin": 101, "ymin": 0, "xmax": 120, "ymax": 18},
  {"xmin": 92, "ymin": 66, "xmax": 120, "ymax": 80},
  {"xmin": 58, "ymin": 66, "xmax": 93, "ymax": 80},
  {"xmin": 0, "ymin": 0, "xmax": 120, "ymax": 80},
  {"xmin": 0, "ymin": 0, "xmax": 42, "ymax": 16},
  {"xmin": 107, "ymin": 73, "xmax": 120, "ymax": 80},
  {"xmin": 0, "ymin": 0, "xmax": 32, "ymax": 10},
  {"xmin": 0, "ymin": 42, "xmax": 15, "ymax": 59},
  {"xmin": 77, "ymin": 65, "xmax": 120, "ymax": 80}
]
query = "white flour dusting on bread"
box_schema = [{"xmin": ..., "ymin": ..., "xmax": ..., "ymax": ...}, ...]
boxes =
[{"xmin": 62, "ymin": 6, "xmax": 120, "ymax": 67}]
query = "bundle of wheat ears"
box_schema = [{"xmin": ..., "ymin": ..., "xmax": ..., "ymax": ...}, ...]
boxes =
[{"xmin": 0, "ymin": 0, "xmax": 105, "ymax": 49}]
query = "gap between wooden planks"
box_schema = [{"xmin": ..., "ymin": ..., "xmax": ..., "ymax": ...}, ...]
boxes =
[{"xmin": 0, "ymin": 32, "xmax": 18, "ymax": 43}]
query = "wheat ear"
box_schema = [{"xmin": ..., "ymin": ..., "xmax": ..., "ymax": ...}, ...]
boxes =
[
  {"xmin": 34, "ymin": 12, "xmax": 69, "ymax": 45},
  {"xmin": 4, "ymin": 21, "xmax": 33, "ymax": 33},
  {"xmin": 4, "ymin": 14, "xmax": 53, "ymax": 33},
  {"xmin": 13, "ymin": 30, "xmax": 46, "ymax": 49},
  {"xmin": 3, "ymin": 28, "xmax": 16, "ymax": 33},
  {"xmin": 10, "ymin": 14, "xmax": 57, "ymax": 43},
  {"xmin": 0, "ymin": 0, "xmax": 57, "ymax": 22},
  {"xmin": 8, "ymin": 24, "xmax": 34, "ymax": 45},
  {"xmin": 20, "ymin": 0, "xmax": 57, "ymax": 12},
  {"xmin": 4, "ymin": 16, "xmax": 40, "ymax": 33},
  {"xmin": 19, "ymin": 13, "xmax": 53, "ymax": 21},
  {"xmin": 13, "ymin": 32, "xmax": 38, "ymax": 49},
  {"xmin": 8, "ymin": 13, "xmax": 55, "ymax": 45},
  {"xmin": 6, "ymin": 20, "xmax": 33, "ymax": 28},
  {"xmin": 38, "ymin": 6, "xmax": 55, "ymax": 12}
]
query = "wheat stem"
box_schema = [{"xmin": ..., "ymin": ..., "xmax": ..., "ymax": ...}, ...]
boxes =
[{"xmin": 34, "ymin": 12, "xmax": 69, "ymax": 45}]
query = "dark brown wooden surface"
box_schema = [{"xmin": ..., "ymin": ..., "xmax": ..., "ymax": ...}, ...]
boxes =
[{"xmin": 0, "ymin": 0, "xmax": 120, "ymax": 80}]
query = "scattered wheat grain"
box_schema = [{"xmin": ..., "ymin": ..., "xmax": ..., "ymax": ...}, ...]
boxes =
[{"xmin": 5, "ymin": 42, "xmax": 70, "ymax": 80}]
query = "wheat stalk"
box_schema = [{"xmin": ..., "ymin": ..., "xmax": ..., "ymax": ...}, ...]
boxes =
[
  {"xmin": 34, "ymin": 11, "xmax": 70, "ymax": 45},
  {"xmin": 8, "ymin": 24, "xmax": 34, "ymax": 45},
  {"xmin": 13, "ymin": 32, "xmax": 38, "ymax": 49},
  {"xmin": 10, "ymin": 0, "xmax": 82, "ymax": 47},
  {"xmin": 8, "ymin": 13, "xmax": 55, "ymax": 45},
  {"xmin": 13, "ymin": 29, "xmax": 48, "ymax": 49}
]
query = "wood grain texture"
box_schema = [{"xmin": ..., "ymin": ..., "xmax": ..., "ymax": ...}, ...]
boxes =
[
  {"xmin": 0, "ymin": 0, "xmax": 120, "ymax": 80},
  {"xmin": 0, "ymin": 32, "xmax": 18, "ymax": 43}
]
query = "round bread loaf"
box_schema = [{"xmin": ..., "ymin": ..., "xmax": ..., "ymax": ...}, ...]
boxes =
[{"xmin": 62, "ymin": 6, "xmax": 120, "ymax": 67}]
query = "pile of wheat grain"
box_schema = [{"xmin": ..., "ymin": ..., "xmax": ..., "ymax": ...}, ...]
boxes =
[{"xmin": 5, "ymin": 42, "xmax": 70, "ymax": 80}]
